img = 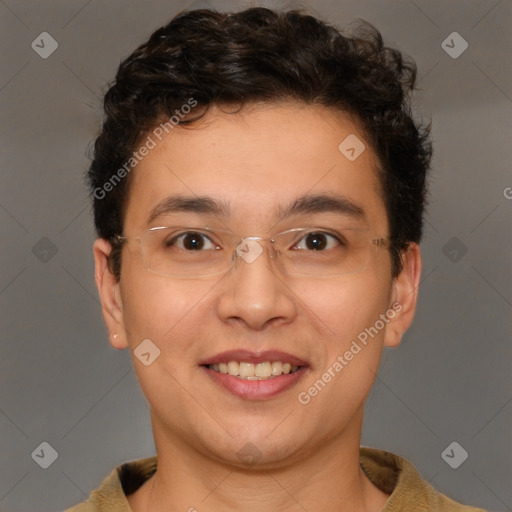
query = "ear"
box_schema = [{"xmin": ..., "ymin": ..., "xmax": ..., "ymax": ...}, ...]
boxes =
[
  {"xmin": 383, "ymin": 242, "xmax": 422, "ymax": 348},
  {"xmin": 93, "ymin": 238, "xmax": 129, "ymax": 350}
]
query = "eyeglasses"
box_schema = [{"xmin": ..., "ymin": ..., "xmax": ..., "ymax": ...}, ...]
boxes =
[{"xmin": 112, "ymin": 226, "xmax": 388, "ymax": 279}]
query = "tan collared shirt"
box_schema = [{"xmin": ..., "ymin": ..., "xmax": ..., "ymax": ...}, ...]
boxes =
[{"xmin": 65, "ymin": 447, "xmax": 487, "ymax": 511}]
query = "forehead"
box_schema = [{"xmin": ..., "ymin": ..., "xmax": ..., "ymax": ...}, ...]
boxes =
[{"xmin": 123, "ymin": 103, "xmax": 387, "ymax": 233}]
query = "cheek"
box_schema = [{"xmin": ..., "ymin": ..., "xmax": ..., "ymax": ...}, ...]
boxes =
[
  {"xmin": 295, "ymin": 301, "xmax": 390, "ymax": 427},
  {"xmin": 121, "ymin": 274, "xmax": 215, "ymax": 342},
  {"xmin": 289, "ymin": 268, "xmax": 391, "ymax": 341},
  {"xmin": 119, "ymin": 275, "xmax": 215, "ymax": 400},
  {"xmin": 293, "ymin": 271, "xmax": 391, "ymax": 400}
]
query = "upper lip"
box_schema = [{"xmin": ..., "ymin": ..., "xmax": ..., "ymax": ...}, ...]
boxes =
[{"xmin": 199, "ymin": 349, "xmax": 308, "ymax": 367}]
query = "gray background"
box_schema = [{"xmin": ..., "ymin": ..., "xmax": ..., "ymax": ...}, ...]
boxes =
[{"xmin": 0, "ymin": 0, "xmax": 510, "ymax": 511}]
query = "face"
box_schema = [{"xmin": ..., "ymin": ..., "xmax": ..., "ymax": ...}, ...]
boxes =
[{"xmin": 94, "ymin": 102, "xmax": 420, "ymax": 468}]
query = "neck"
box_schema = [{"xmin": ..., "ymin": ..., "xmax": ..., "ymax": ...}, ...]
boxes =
[{"xmin": 128, "ymin": 413, "xmax": 389, "ymax": 512}]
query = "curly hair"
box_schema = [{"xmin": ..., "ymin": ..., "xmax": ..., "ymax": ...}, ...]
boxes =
[{"xmin": 88, "ymin": 7, "xmax": 432, "ymax": 279}]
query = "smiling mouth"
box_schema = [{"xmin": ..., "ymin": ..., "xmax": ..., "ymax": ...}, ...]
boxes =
[{"xmin": 204, "ymin": 361, "xmax": 301, "ymax": 380}]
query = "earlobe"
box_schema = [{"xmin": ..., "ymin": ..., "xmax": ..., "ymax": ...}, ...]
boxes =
[
  {"xmin": 93, "ymin": 238, "xmax": 129, "ymax": 350},
  {"xmin": 383, "ymin": 243, "xmax": 422, "ymax": 348}
]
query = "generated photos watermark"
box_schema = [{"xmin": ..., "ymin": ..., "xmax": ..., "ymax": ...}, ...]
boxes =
[
  {"xmin": 93, "ymin": 97, "xmax": 198, "ymax": 200},
  {"xmin": 297, "ymin": 301, "xmax": 403, "ymax": 405}
]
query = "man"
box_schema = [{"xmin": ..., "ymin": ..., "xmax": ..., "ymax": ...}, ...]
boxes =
[{"xmin": 67, "ymin": 6, "xmax": 486, "ymax": 511}]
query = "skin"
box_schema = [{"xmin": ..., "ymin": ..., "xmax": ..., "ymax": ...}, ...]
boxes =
[{"xmin": 94, "ymin": 102, "xmax": 421, "ymax": 511}]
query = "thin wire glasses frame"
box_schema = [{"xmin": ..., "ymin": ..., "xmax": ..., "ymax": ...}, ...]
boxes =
[{"xmin": 111, "ymin": 225, "xmax": 389, "ymax": 279}]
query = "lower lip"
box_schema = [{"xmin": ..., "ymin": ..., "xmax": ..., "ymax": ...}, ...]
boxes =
[{"xmin": 201, "ymin": 366, "xmax": 308, "ymax": 400}]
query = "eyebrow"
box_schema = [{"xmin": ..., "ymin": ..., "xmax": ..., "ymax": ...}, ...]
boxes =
[
  {"xmin": 146, "ymin": 196, "xmax": 230, "ymax": 225},
  {"xmin": 146, "ymin": 193, "xmax": 366, "ymax": 225}
]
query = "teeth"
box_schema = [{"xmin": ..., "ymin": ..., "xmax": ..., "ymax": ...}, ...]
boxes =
[
  {"xmin": 255, "ymin": 362, "xmax": 272, "ymax": 378},
  {"xmin": 207, "ymin": 361, "xmax": 300, "ymax": 379},
  {"xmin": 271, "ymin": 361, "xmax": 283, "ymax": 375},
  {"xmin": 239, "ymin": 362, "xmax": 253, "ymax": 378},
  {"xmin": 227, "ymin": 361, "xmax": 239, "ymax": 376}
]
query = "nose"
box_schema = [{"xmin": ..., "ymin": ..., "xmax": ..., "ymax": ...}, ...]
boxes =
[{"xmin": 215, "ymin": 238, "xmax": 297, "ymax": 330}]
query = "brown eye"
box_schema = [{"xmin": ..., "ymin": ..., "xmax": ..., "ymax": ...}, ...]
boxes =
[
  {"xmin": 182, "ymin": 233, "xmax": 205, "ymax": 250},
  {"xmin": 306, "ymin": 233, "xmax": 327, "ymax": 250},
  {"xmin": 168, "ymin": 232, "xmax": 215, "ymax": 251},
  {"xmin": 295, "ymin": 232, "xmax": 339, "ymax": 251}
]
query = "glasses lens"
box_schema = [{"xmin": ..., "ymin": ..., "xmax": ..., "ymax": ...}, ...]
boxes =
[
  {"xmin": 141, "ymin": 227, "xmax": 232, "ymax": 277},
  {"xmin": 275, "ymin": 228, "xmax": 375, "ymax": 276}
]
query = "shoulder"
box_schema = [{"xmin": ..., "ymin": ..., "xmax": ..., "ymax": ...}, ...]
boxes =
[
  {"xmin": 64, "ymin": 457, "xmax": 157, "ymax": 512},
  {"xmin": 360, "ymin": 446, "xmax": 488, "ymax": 512}
]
